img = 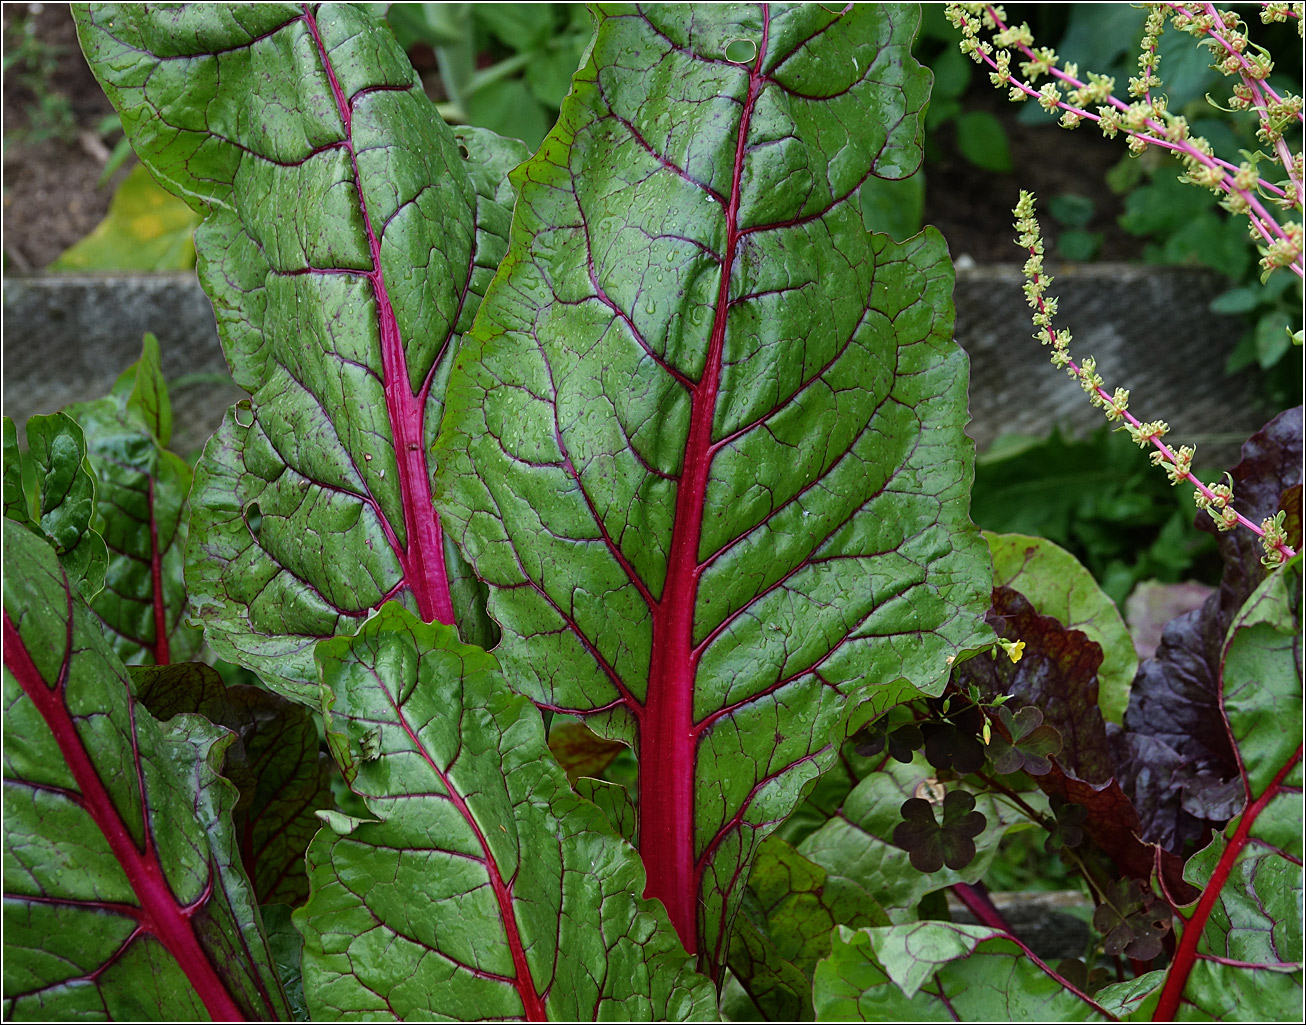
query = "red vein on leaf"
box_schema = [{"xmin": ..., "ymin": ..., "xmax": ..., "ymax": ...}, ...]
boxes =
[
  {"xmin": 301, "ymin": 4, "xmax": 454, "ymax": 627},
  {"xmin": 638, "ymin": 7, "xmax": 770, "ymax": 960},
  {"xmin": 382, "ymin": 674, "xmax": 547, "ymax": 1020},
  {"xmin": 1153, "ymin": 744, "xmax": 1302, "ymax": 1021},
  {"xmin": 1, "ymin": 609, "xmax": 247, "ymax": 1022}
]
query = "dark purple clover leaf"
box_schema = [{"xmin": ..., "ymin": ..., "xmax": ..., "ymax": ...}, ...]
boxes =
[
  {"xmin": 923, "ymin": 702, "xmax": 988, "ymax": 774},
  {"xmin": 2, "ymin": 521, "xmax": 288, "ymax": 1020},
  {"xmin": 813, "ymin": 923, "xmax": 1117, "ymax": 1020},
  {"xmin": 1092, "ymin": 878, "xmax": 1170, "ymax": 961},
  {"xmin": 433, "ymin": 4, "xmax": 991, "ymax": 971},
  {"xmin": 131, "ymin": 661, "xmax": 333, "ymax": 907},
  {"xmin": 987, "ymin": 705, "xmax": 1062, "ymax": 776},
  {"xmin": 296, "ymin": 604, "xmax": 713, "ymax": 1020},
  {"xmin": 723, "ymin": 835, "xmax": 888, "ymax": 1022},
  {"xmin": 893, "ymin": 791, "xmax": 987, "ymax": 874},
  {"xmin": 1111, "ymin": 407, "xmax": 1302, "ymax": 853},
  {"xmin": 1043, "ymin": 796, "xmax": 1087, "ymax": 854},
  {"xmin": 1145, "ymin": 557, "xmax": 1303, "ymax": 1020},
  {"xmin": 3, "ymin": 412, "xmax": 107, "ymax": 602},
  {"xmin": 854, "ymin": 720, "xmax": 924, "ymax": 764},
  {"xmin": 75, "ymin": 5, "xmax": 526, "ymax": 701},
  {"xmin": 64, "ymin": 334, "xmax": 203, "ymax": 666}
]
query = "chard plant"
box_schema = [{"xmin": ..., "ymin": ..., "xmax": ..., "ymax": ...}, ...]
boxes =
[{"xmin": 2, "ymin": 3, "xmax": 1302, "ymax": 1022}]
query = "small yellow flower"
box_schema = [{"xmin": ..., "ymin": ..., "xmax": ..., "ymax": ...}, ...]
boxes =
[{"xmin": 997, "ymin": 638, "xmax": 1026, "ymax": 663}]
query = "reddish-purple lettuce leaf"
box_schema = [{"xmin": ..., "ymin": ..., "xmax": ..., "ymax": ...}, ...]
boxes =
[
  {"xmin": 435, "ymin": 3, "xmax": 990, "ymax": 971},
  {"xmin": 75, "ymin": 3, "xmax": 523, "ymax": 701},
  {"xmin": 2, "ymin": 521, "xmax": 287, "ymax": 1021},
  {"xmin": 296, "ymin": 604, "xmax": 713, "ymax": 1021},
  {"xmin": 65, "ymin": 335, "xmax": 203, "ymax": 667},
  {"xmin": 1110, "ymin": 408, "xmax": 1303, "ymax": 853},
  {"xmin": 131, "ymin": 661, "xmax": 332, "ymax": 907}
]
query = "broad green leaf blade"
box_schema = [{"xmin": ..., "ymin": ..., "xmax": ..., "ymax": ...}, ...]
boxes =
[
  {"xmin": 813, "ymin": 924, "xmax": 1112, "ymax": 1021},
  {"xmin": 987, "ymin": 532, "xmax": 1136, "ymax": 724},
  {"xmin": 2, "ymin": 521, "xmax": 289, "ymax": 1021},
  {"xmin": 132, "ymin": 662, "xmax": 333, "ymax": 907},
  {"xmin": 435, "ymin": 2, "xmax": 991, "ymax": 968},
  {"xmin": 1150, "ymin": 558, "xmax": 1303, "ymax": 1020},
  {"xmin": 297, "ymin": 604, "xmax": 714, "ymax": 1021},
  {"xmin": 797, "ymin": 755, "xmax": 1029, "ymax": 924},
  {"xmin": 65, "ymin": 336, "xmax": 202, "ymax": 666},
  {"xmin": 726, "ymin": 835, "xmax": 888, "ymax": 1021},
  {"xmin": 75, "ymin": 3, "xmax": 524, "ymax": 701},
  {"xmin": 3, "ymin": 414, "xmax": 108, "ymax": 603}
]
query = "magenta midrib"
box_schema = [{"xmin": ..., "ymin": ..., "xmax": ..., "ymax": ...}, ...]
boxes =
[
  {"xmin": 388, "ymin": 698, "xmax": 547, "ymax": 1020},
  {"xmin": 2, "ymin": 608, "xmax": 249, "ymax": 1021},
  {"xmin": 1152, "ymin": 743, "xmax": 1302, "ymax": 1021},
  {"xmin": 301, "ymin": 4, "xmax": 453, "ymax": 626},
  {"xmin": 638, "ymin": 9, "xmax": 771, "ymax": 962}
]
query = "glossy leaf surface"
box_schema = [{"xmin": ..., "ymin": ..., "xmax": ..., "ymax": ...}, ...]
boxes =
[
  {"xmin": 2, "ymin": 522, "xmax": 287, "ymax": 1021},
  {"xmin": 3, "ymin": 413, "xmax": 107, "ymax": 602},
  {"xmin": 296, "ymin": 604, "xmax": 713, "ymax": 1021},
  {"xmin": 436, "ymin": 2, "xmax": 990, "ymax": 965},
  {"xmin": 813, "ymin": 924, "xmax": 1111, "ymax": 1021},
  {"xmin": 132, "ymin": 662, "xmax": 333, "ymax": 907},
  {"xmin": 76, "ymin": 3, "xmax": 523, "ymax": 700},
  {"xmin": 65, "ymin": 335, "xmax": 202, "ymax": 666}
]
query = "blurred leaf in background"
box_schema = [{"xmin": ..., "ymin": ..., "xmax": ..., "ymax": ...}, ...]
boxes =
[{"xmin": 51, "ymin": 162, "xmax": 199, "ymax": 271}]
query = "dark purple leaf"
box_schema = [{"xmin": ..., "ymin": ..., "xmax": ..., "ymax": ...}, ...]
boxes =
[{"xmin": 893, "ymin": 791, "xmax": 987, "ymax": 873}]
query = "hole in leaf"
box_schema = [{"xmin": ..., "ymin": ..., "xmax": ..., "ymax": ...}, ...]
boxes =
[
  {"xmin": 244, "ymin": 502, "xmax": 262, "ymax": 541},
  {"xmin": 233, "ymin": 400, "xmax": 254, "ymax": 428},
  {"xmin": 724, "ymin": 37, "xmax": 757, "ymax": 64},
  {"xmin": 457, "ymin": 142, "xmax": 470, "ymax": 159}
]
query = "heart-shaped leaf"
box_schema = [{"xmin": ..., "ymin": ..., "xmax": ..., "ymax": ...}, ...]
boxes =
[
  {"xmin": 435, "ymin": 4, "xmax": 992, "ymax": 970},
  {"xmin": 295, "ymin": 604, "xmax": 713, "ymax": 1020},
  {"xmin": 893, "ymin": 790, "xmax": 987, "ymax": 873},
  {"xmin": 987, "ymin": 704, "xmax": 1062, "ymax": 776},
  {"xmin": 75, "ymin": 4, "xmax": 525, "ymax": 700},
  {"xmin": 2, "ymin": 521, "xmax": 288, "ymax": 1020}
]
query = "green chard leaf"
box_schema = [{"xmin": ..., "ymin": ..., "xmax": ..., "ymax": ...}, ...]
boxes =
[
  {"xmin": 3, "ymin": 413, "xmax": 108, "ymax": 602},
  {"xmin": 75, "ymin": 3, "xmax": 526, "ymax": 701},
  {"xmin": 435, "ymin": 3, "xmax": 991, "ymax": 971},
  {"xmin": 2, "ymin": 521, "xmax": 288, "ymax": 1020},
  {"xmin": 65, "ymin": 335, "xmax": 203, "ymax": 666},
  {"xmin": 296, "ymin": 604, "xmax": 714, "ymax": 1021},
  {"xmin": 131, "ymin": 661, "xmax": 333, "ymax": 908},
  {"xmin": 1147, "ymin": 558, "xmax": 1303, "ymax": 1020},
  {"xmin": 813, "ymin": 923, "xmax": 1114, "ymax": 1021}
]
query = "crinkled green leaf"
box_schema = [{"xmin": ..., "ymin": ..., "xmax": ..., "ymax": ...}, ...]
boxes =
[
  {"xmin": 574, "ymin": 777, "xmax": 637, "ymax": 845},
  {"xmin": 2, "ymin": 521, "xmax": 288, "ymax": 1021},
  {"xmin": 435, "ymin": 2, "xmax": 990, "ymax": 968},
  {"xmin": 65, "ymin": 335, "xmax": 202, "ymax": 666},
  {"xmin": 1147, "ymin": 558, "xmax": 1303, "ymax": 1020},
  {"xmin": 725, "ymin": 835, "xmax": 888, "ymax": 1021},
  {"xmin": 3, "ymin": 414, "xmax": 107, "ymax": 603},
  {"xmin": 76, "ymin": 3, "xmax": 524, "ymax": 701},
  {"xmin": 295, "ymin": 604, "xmax": 713, "ymax": 1021},
  {"xmin": 812, "ymin": 924, "xmax": 1113, "ymax": 1021},
  {"xmin": 987, "ymin": 532, "xmax": 1136, "ymax": 724},
  {"xmin": 798, "ymin": 754, "xmax": 1029, "ymax": 924},
  {"xmin": 132, "ymin": 661, "xmax": 333, "ymax": 907}
]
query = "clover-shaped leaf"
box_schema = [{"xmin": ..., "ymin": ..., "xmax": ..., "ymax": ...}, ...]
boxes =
[
  {"xmin": 923, "ymin": 702, "xmax": 988, "ymax": 774},
  {"xmin": 893, "ymin": 790, "xmax": 988, "ymax": 873},
  {"xmin": 855, "ymin": 721, "xmax": 925, "ymax": 763},
  {"xmin": 1054, "ymin": 957, "xmax": 1110, "ymax": 997},
  {"xmin": 1092, "ymin": 878, "xmax": 1171, "ymax": 960},
  {"xmin": 986, "ymin": 704, "xmax": 1063, "ymax": 775},
  {"xmin": 1043, "ymin": 796, "xmax": 1087, "ymax": 854}
]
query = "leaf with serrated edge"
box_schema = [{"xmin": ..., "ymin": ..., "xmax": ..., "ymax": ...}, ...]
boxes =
[
  {"xmin": 65, "ymin": 335, "xmax": 202, "ymax": 666},
  {"xmin": 296, "ymin": 603, "xmax": 713, "ymax": 1021},
  {"xmin": 75, "ymin": 4, "xmax": 524, "ymax": 700},
  {"xmin": 2, "ymin": 521, "xmax": 288, "ymax": 1020},
  {"xmin": 435, "ymin": 3, "xmax": 990, "ymax": 970},
  {"xmin": 813, "ymin": 924, "xmax": 1113, "ymax": 1021}
]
